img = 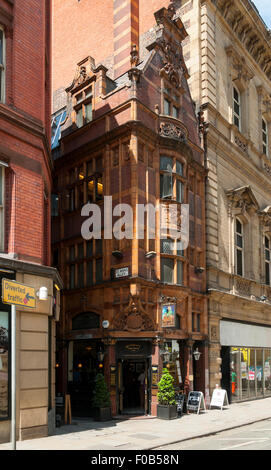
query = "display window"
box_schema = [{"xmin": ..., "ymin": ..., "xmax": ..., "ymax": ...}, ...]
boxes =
[{"xmin": 230, "ymin": 347, "xmax": 271, "ymax": 401}]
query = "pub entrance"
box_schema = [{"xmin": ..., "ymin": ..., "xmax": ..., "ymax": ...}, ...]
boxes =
[
  {"xmin": 116, "ymin": 340, "xmax": 152, "ymax": 415},
  {"xmin": 67, "ymin": 339, "xmax": 103, "ymax": 417}
]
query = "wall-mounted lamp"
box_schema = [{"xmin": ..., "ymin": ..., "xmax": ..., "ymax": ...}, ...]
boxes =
[
  {"xmin": 36, "ymin": 286, "xmax": 48, "ymax": 301},
  {"xmin": 195, "ymin": 267, "xmax": 205, "ymax": 274},
  {"xmin": 193, "ymin": 348, "xmax": 202, "ymax": 361},
  {"xmin": 145, "ymin": 251, "xmax": 156, "ymax": 259},
  {"xmin": 112, "ymin": 250, "xmax": 123, "ymax": 259}
]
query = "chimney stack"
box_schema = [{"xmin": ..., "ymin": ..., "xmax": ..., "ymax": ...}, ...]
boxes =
[{"xmin": 113, "ymin": 0, "xmax": 139, "ymax": 79}]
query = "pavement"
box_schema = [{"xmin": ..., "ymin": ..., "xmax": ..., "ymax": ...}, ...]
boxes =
[{"xmin": 1, "ymin": 397, "xmax": 271, "ymax": 450}]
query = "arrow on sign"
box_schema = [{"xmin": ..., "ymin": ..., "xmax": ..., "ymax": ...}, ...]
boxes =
[{"xmin": 24, "ymin": 292, "xmax": 35, "ymax": 304}]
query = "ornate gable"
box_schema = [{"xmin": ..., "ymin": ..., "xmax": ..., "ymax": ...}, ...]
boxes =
[
  {"xmin": 66, "ymin": 56, "xmax": 96, "ymax": 95},
  {"xmin": 146, "ymin": 2, "xmax": 189, "ymax": 91}
]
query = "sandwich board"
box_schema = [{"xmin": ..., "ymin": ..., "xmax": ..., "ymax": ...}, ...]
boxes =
[
  {"xmin": 187, "ymin": 391, "xmax": 206, "ymax": 414},
  {"xmin": 209, "ymin": 388, "xmax": 229, "ymax": 410}
]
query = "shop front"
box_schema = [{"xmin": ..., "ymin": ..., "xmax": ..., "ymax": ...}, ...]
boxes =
[{"xmin": 221, "ymin": 320, "xmax": 271, "ymax": 402}]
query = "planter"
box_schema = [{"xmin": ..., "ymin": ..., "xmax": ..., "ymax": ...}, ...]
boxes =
[
  {"xmin": 93, "ymin": 406, "xmax": 112, "ymax": 422},
  {"xmin": 157, "ymin": 404, "xmax": 178, "ymax": 420}
]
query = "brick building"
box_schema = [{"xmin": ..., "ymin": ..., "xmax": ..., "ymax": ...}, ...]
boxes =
[
  {"xmin": 52, "ymin": 1, "xmax": 208, "ymax": 417},
  {"xmin": 0, "ymin": 0, "xmax": 62, "ymax": 442}
]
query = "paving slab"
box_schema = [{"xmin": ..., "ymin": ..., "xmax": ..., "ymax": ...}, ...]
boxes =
[{"xmin": 1, "ymin": 397, "xmax": 271, "ymax": 450}]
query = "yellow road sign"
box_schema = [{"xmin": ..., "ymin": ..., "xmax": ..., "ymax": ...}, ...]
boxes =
[{"xmin": 2, "ymin": 279, "xmax": 36, "ymax": 308}]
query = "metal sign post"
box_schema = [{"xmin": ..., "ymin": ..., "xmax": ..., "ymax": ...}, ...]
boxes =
[
  {"xmin": 2, "ymin": 279, "xmax": 38, "ymax": 450},
  {"xmin": 11, "ymin": 304, "xmax": 16, "ymax": 450}
]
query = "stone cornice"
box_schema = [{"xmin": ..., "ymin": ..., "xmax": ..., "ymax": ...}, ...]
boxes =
[{"xmin": 206, "ymin": 0, "xmax": 271, "ymax": 81}]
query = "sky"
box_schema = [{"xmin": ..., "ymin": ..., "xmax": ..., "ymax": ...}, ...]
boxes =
[{"xmin": 252, "ymin": 0, "xmax": 271, "ymax": 29}]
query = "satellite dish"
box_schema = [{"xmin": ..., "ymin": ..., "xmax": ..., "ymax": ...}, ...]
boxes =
[{"xmin": 102, "ymin": 320, "xmax": 109, "ymax": 329}]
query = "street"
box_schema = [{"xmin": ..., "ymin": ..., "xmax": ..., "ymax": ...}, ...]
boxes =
[{"xmin": 156, "ymin": 419, "xmax": 271, "ymax": 450}]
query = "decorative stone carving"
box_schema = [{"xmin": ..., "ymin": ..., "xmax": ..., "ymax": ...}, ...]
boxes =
[
  {"xmin": 159, "ymin": 121, "xmax": 187, "ymax": 142},
  {"xmin": 130, "ymin": 44, "xmax": 139, "ymax": 68},
  {"xmin": 66, "ymin": 56, "xmax": 96, "ymax": 93},
  {"xmin": 214, "ymin": 0, "xmax": 271, "ymax": 80},
  {"xmin": 234, "ymin": 134, "xmax": 248, "ymax": 153},
  {"xmin": 235, "ymin": 277, "xmax": 251, "ymax": 297},
  {"xmin": 226, "ymin": 186, "xmax": 259, "ymax": 213},
  {"xmin": 113, "ymin": 294, "xmax": 156, "ymax": 332},
  {"xmin": 258, "ymin": 206, "xmax": 271, "ymax": 228}
]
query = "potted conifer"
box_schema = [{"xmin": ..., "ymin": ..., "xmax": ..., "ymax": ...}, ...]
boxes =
[
  {"xmin": 92, "ymin": 373, "xmax": 112, "ymax": 421},
  {"xmin": 157, "ymin": 368, "xmax": 178, "ymax": 420}
]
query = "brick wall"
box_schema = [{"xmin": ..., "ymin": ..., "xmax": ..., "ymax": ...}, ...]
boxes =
[{"xmin": 0, "ymin": 0, "xmax": 52, "ymax": 266}]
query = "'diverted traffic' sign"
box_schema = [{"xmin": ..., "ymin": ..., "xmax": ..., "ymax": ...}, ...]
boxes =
[{"xmin": 2, "ymin": 279, "xmax": 36, "ymax": 308}]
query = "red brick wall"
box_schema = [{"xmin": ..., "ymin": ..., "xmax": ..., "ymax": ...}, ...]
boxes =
[
  {"xmin": 0, "ymin": 0, "xmax": 52, "ymax": 265},
  {"xmin": 52, "ymin": 0, "xmax": 172, "ymax": 93}
]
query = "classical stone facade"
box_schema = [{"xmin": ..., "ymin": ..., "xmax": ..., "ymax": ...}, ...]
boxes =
[{"xmin": 178, "ymin": 0, "xmax": 271, "ymax": 400}]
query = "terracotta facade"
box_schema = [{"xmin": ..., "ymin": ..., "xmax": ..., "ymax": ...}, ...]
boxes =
[{"xmin": 52, "ymin": 4, "xmax": 208, "ymax": 417}]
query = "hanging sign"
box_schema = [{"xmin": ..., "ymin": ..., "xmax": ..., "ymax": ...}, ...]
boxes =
[
  {"xmin": 187, "ymin": 391, "xmax": 206, "ymax": 414},
  {"xmin": 161, "ymin": 303, "xmax": 176, "ymax": 328}
]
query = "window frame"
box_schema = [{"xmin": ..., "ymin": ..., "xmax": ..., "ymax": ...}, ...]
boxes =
[
  {"xmin": 233, "ymin": 85, "xmax": 241, "ymax": 131},
  {"xmin": 262, "ymin": 117, "xmax": 268, "ymax": 157},
  {"xmin": 160, "ymin": 238, "xmax": 186, "ymax": 286},
  {"xmin": 264, "ymin": 235, "xmax": 271, "ymax": 286},
  {"xmin": 160, "ymin": 155, "xmax": 185, "ymax": 202},
  {"xmin": 0, "ymin": 25, "xmax": 5, "ymax": 103},
  {"xmin": 74, "ymin": 85, "xmax": 93, "ymax": 128},
  {"xmin": 162, "ymin": 85, "xmax": 180, "ymax": 119},
  {"xmin": 235, "ymin": 217, "xmax": 244, "ymax": 277}
]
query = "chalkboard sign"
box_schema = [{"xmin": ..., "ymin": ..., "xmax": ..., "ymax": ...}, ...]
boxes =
[
  {"xmin": 187, "ymin": 391, "xmax": 206, "ymax": 414},
  {"xmin": 176, "ymin": 394, "xmax": 186, "ymax": 415}
]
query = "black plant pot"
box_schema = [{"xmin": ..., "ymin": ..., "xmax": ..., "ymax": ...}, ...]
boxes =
[
  {"xmin": 93, "ymin": 406, "xmax": 112, "ymax": 422},
  {"xmin": 157, "ymin": 404, "xmax": 178, "ymax": 420}
]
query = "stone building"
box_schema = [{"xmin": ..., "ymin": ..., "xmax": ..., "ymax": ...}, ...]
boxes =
[
  {"xmin": 177, "ymin": 0, "xmax": 271, "ymax": 402},
  {"xmin": 52, "ymin": 2, "xmax": 208, "ymax": 417},
  {"xmin": 0, "ymin": 0, "xmax": 62, "ymax": 442}
]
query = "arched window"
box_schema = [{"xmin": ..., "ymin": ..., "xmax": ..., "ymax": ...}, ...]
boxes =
[
  {"xmin": 265, "ymin": 236, "xmax": 271, "ymax": 286},
  {"xmin": 233, "ymin": 86, "xmax": 241, "ymax": 131},
  {"xmin": 235, "ymin": 218, "xmax": 244, "ymax": 276},
  {"xmin": 72, "ymin": 312, "xmax": 100, "ymax": 330}
]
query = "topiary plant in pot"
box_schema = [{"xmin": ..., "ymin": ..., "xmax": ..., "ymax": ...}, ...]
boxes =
[
  {"xmin": 157, "ymin": 368, "xmax": 177, "ymax": 419},
  {"xmin": 92, "ymin": 373, "xmax": 112, "ymax": 421}
]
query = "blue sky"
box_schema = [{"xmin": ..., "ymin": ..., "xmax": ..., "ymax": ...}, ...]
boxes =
[{"xmin": 252, "ymin": 0, "xmax": 271, "ymax": 29}]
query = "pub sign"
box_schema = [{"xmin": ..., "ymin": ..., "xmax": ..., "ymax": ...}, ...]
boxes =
[{"xmin": 161, "ymin": 303, "xmax": 176, "ymax": 328}]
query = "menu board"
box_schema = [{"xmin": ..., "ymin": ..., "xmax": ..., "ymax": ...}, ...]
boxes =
[{"xmin": 187, "ymin": 391, "xmax": 206, "ymax": 414}]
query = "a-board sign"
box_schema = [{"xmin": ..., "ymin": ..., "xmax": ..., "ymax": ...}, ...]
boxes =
[
  {"xmin": 176, "ymin": 394, "xmax": 186, "ymax": 414},
  {"xmin": 210, "ymin": 389, "xmax": 229, "ymax": 410},
  {"xmin": 187, "ymin": 391, "xmax": 206, "ymax": 414}
]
